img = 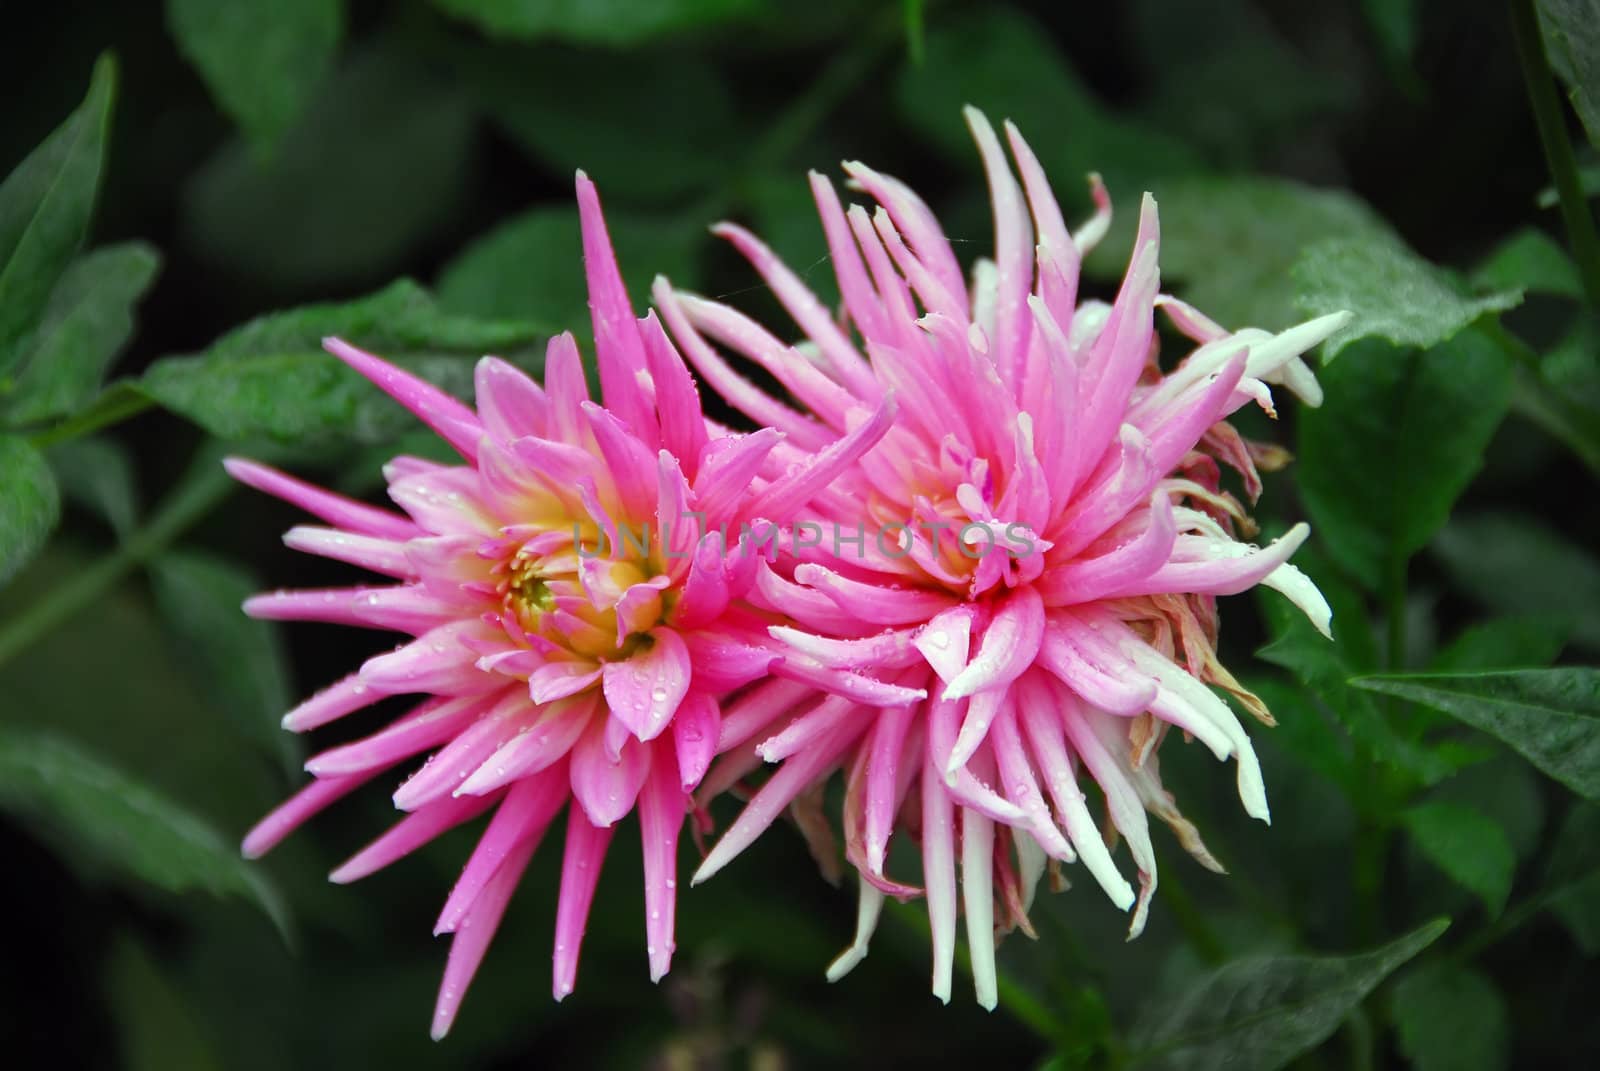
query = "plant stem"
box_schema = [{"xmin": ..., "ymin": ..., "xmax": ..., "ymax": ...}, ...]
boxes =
[
  {"xmin": 1157, "ymin": 862, "xmax": 1226, "ymax": 965},
  {"xmin": 26, "ymin": 386, "xmax": 153, "ymax": 450},
  {"xmin": 0, "ymin": 455, "xmax": 232, "ymax": 668},
  {"xmin": 1384, "ymin": 550, "xmax": 1407, "ymax": 674},
  {"xmin": 882, "ymin": 897, "xmax": 1060, "ymax": 1043},
  {"xmin": 1511, "ymin": 0, "xmax": 1600, "ymax": 308}
]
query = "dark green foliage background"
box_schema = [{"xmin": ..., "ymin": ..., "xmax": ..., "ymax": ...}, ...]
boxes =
[{"xmin": 0, "ymin": 1, "xmax": 1597, "ymax": 1068}]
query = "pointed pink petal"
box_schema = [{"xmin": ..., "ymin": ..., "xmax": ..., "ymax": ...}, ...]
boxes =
[
  {"xmin": 224, "ymin": 458, "xmax": 416, "ymax": 540},
  {"xmin": 305, "ymin": 694, "xmax": 495, "ymax": 776},
  {"xmin": 241, "ymin": 771, "xmax": 377, "ymax": 858},
  {"xmin": 671, "ymin": 691, "xmax": 721, "ymax": 792},
  {"xmin": 283, "ymin": 526, "xmax": 415, "ymax": 578},
  {"xmin": 436, "ymin": 769, "xmax": 568, "ymax": 935},
  {"xmin": 324, "ymin": 337, "xmax": 483, "ymax": 460},
  {"xmin": 330, "ymin": 792, "xmax": 498, "ymax": 884},
  {"xmin": 552, "ymin": 807, "xmax": 615, "ymax": 1000},
  {"xmin": 430, "ymin": 826, "xmax": 540, "ymax": 1040},
  {"xmin": 569, "ymin": 718, "xmax": 650, "ymax": 827},
  {"xmin": 638, "ymin": 748, "xmax": 686, "ymax": 981},
  {"xmin": 943, "ymin": 585, "xmax": 1044, "ymax": 699},
  {"xmin": 281, "ymin": 670, "xmax": 386, "ymax": 732},
  {"xmin": 921, "ymin": 769, "xmax": 958, "ymax": 1003}
]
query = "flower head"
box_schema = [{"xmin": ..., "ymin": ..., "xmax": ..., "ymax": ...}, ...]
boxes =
[
  {"xmin": 659, "ymin": 109, "xmax": 1346, "ymax": 1006},
  {"xmin": 236, "ymin": 174, "xmax": 819, "ymax": 1038}
]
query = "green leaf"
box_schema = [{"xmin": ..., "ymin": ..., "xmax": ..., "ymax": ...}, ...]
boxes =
[
  {"xmin": 1361, "ymin": 0, "xmax": 1421, "ymax": 68},
  {"xmin": 46, "ymin": 435, "xmax": 139, "ymax": 538},
  {"xmin": 1431, "ymin": 616, "xmax": 1570, "ymax": 672},
  {"xmin": 149, "ymin": 552, "xmax": 298, "ymax": 775},
  {"xmin": 439, "ymin": 205, "xmax": 700, "ymax": 328},
  {"xmin": 1296, "ymin": 333, "xmax": 1513, "ymax": 589},
  {"xmin": 1390, "ymin": 962, "xmax": 1509, "ymax": 1071},
  {"xmin": 4, "ymin": 242, "xmax": 161, "ymax": 424},
  {"xmin": 182, "ymin": 43, "xmax": 473, "ymax": 287},
  {"xmin": 0, "ymin": 725, "xmax": 287, "ymax": 933},
  {"xmin": 896, "ymin": 6, "xmax": 1199, "ymax": 207},
  {"xmin": 1547, "ymin": 802, "xmax": 1600, "ymax": 953},
  {"xmin": 104, "ymin": 936, "xmax": 223, "ymax": 1071},
  {"xmin": 166, "ymin": 0, "xmax": 343, "ymax": 153},
  {"xmin": 1432, "ymin": 513, "xmax": 1600, "ymax": 650},
  {"xmin": 1294, "ymin": 236, "xmax": 1522, "ymax": 358},
  {"xmin": 0, "ymin": 54, "xmax": 116, "ymax": 378},
  {"xmin": 466, "ymin": 46, "xmax": 743, "ymax": 204},
  {"xmin": 1130, "ymin": 1, "xmax": 1355, "ymax": 165},
  {"xmin": 138, "ymin": 279, "xmax": 543, "ymax": 444},
  {"xmin": 1472, "ymin": 227, "xmax": 1582, "ymax": 299},
  {"xmin": 0, "ymin": 435, "xmax": 60, "ymax": 585},
  {"xmin": 1154, "ymin": 177, "xmax": 1393, "ymax": 331},
  {"xmin": 1258, "ymin": 591, "xmax": 1461, "ymax": 789},
  {"xmin": 430, "ymin": 0, "xmax": 757, "ymax": 46},
  {"xmin": 1126, "ymin": 919, "xmax": 1449, "ymax": 1071},
  {"xmin": 1538, "ymin": 0, "xmax": 1600, "ymax": 150},
  {"xmin": 1401, "ymin": 801, "xmax": 1516, "ymax": 916},
  {"xmin": 1355, "ymin": 669, "xmax": 1600, "ymax": 799}
]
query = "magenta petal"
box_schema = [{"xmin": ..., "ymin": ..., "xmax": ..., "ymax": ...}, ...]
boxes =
[
  {"xmin": 430, "ymin": 827, "xmax": 540, "ymax": 1040},
  {"xmin": 637, "ymin": 748, "xmax": 686, "ymax": 981},
  {"xmin": 569, "ymin": 718, "xmax": 650, "ymax": 828},
  {"xmin": 325, "ymin": 337, "xmax": 484, "ymax": 460},
  {"xmin": 436, "ymin": 769, "xmax": 568, "ymax": 935},
  {"xmin": 225, "ymin": 457, "xmax": 416, "ymax": 540},
  {"xmin": 671, "ymin": 691, "xmax": 721, "ymax": 792},
  {"xmin": 942, "ymin": 585, "xmax": 1044, "ymax": 699},
  {"xmin": 242, "ymin": 771, "xmax": 377, "ymax": 858},
  {"xmin": 601, "ymin": 627, "xmax": 690, "ymax": 743},
  {"xmin": 330, "ymin": 792, "xmax": 498, "ymax": 884},
  {"xmin": 552, "ymin": 807, "xmax": 615, "ymax": 1000}
]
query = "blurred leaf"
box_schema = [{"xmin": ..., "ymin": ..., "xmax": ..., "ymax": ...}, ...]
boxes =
[
  {"xmin": 46, "ymin": 435, "xmax": 139, "ymax": 538},
  {"xmin": 166, "ymin": 0, "xmax": 343, "ymax": 153},
  {"xmin": 149, "ymin": 551, "xmax": 297, "ymax": 775},
  {"xmin": 896, "ymin": 6, "xmax": 1199, "ymax": 203},
  {"xmin": 1390, "ymin": 962, "xmax": 1509, "ymax": 1071},
  {"xmin": 431, "ymin": 0, "xmax": 757, "ymax": 46},
  {"xmin": 1538, "ymin": 0, "xmax": 1600, "ymax": 150},
  {"xmin": 1427, "ymin": 753, "xmax": 1547, "ymax": 863},
  {"xmin": 1431, "ymin": 616, "xmax": 1569, "ymax": 672},
  {"xmin": 0, "ymin": 435, "xmax": 60, "ymax": 585},
  {"xmin": 0, "ymin": 725, "xmax": 287, "ymax": 933},
  {"xmin": 0, "ymin": 54, "xmax": 115, "ymax": 378},
  {"xmin": 1473, "ymin": 227, "xmax": 1582, "ymax": 299},
  {"xmin": 467, "ymin": 46, "xmax": 743, "ymax": 204},
  {"xmin": 139, "ymin": 280, "xmax": 543, "ymax": 444},
  {"xmin": 1296, "ymin": 334, "xmax": 1513, "ymax": 589},
  {"xmin": 4, "ymin": 242, "xmax": 160, "ymax": 424},
  {"xmin": 1258, "ymin": 593, "xmax": 1462, "ymax": 789},
  {"xmin": 1401, "ymin": 801, "xmax": 1516, "ymax": 916},
  {"xmin": 183, "ymin": 43, "xmax": 474, "ymax": 287},
  {"xmin": 1155, "ymin": 177, "xmax": 1392, "ymax": 330},
  {"xmin": 1131, "ymin": 0, "xmax": 1355, "ymax": 164},
  {"xmin": 1547, "ymin": 802, "xmax": 1600, "ymax": 952},
  {"xmin": 105, "ymin": 936, "xmax": 223, "ymax": 1071},
  {"xmin": 1126, "ymin": 919, "xmax": 1449, "ymax": 1071},
  {"xmin": 1432, "ymin": 513, "xmax": 1600, "ymax": 650},
  {"xmin": 1355, "ymin": 669, "xmax": 1600, "ymax": 799},
  {"xmin": 1361, "ymin": 0, "xmax": 1420, "ymax": 68},
  {"xmin": 438, "ymin": 205, "xmax": 700, "ymax": 327},
  {"xmin": 1294, "ymin": 236, "xmax": 1522, "ymax": 358},
  {"xmin": 743, "ymin": 172, "xmax": 841, "ymax": 308}
]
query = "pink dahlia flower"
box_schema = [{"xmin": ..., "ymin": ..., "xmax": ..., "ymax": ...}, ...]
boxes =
[
  {"xmin": 659, "ymin": 109, "xmax": 1347, "ymax": 1007},
  {"xmin": 234, "ymin": 175, "xmax": 861, "ymax": 1038}
]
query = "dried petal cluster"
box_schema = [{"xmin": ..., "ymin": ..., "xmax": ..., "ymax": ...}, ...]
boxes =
[{"xmin": 238, "ymin": 112, "xmax": 1343, "ymax": 1032}]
